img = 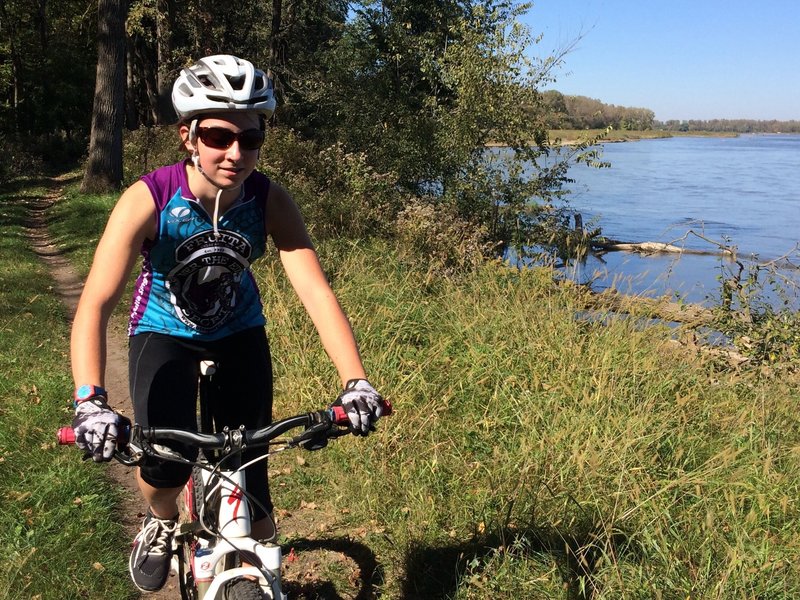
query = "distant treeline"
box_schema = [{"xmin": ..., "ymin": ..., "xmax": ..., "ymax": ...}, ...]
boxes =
[
  {"xmin": 541, "ymin": 90, "xmax": 800, "ymax": 133},
  {"xmin": 658, "ymin": 119, "xmax": 800, "ymax": 133}
]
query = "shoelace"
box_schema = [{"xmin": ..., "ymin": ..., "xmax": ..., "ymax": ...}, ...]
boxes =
[{"xmin": 139, "ymin": 516, "xmax": 177, "ymax": 557}]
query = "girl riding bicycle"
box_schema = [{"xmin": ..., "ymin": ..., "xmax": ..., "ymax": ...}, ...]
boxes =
[{"xmin": 68, "ymin": 54, "xmax": 385, "ymax": 593}]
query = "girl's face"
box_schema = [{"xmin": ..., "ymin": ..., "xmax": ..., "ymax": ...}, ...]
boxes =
[{"xmin": 182, "ymin": 112, "xmax": 264, "ymax": 189}]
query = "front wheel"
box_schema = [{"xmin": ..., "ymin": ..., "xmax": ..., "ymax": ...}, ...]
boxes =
[
  {"xmin": 223, "ymin": 578, "xmax": 265, "ymax": 600},
  {"xmin": 176, "ymin": 538, "xmax": 198, "ymax": 600}
]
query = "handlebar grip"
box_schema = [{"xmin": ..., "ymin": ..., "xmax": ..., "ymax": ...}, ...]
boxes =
[
  {"xmin": 331, "ymin": 405, "xmax": 349, "ymax": 425},
  {"xmin": 58, "ymin": 427, "xmax": 76, "ymax": 445},
  {"xmin": 381, "ymin": 399, "xmax": 394, "ymax": 416},
  {"xmin": 330, "ymin": 400, "xmax": 394, "ymax": 426},
  {"xmin": 56, "ymin": 424, "xmax": 131, "ymax": 446}
]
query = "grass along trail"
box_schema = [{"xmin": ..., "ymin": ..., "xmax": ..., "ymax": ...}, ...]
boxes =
[{"xmin": 9, "ymin": 173, "xmax": 800, "ymax": 598}]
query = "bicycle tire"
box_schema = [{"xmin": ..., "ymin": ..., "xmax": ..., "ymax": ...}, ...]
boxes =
[
  {"xmin": 176, "ymin": 538, "xmax": 198, "ymax": 600},
  {"xmin": 223, "ymin": 577, "xmax": 264, "ymax": 600},
  {"xmin": 177, "ymin": 468, "xmax": 205, "ymax": 600},
  {"xmin": 189, "ymin": 464, "xmax": 222, "ymax": 525}
]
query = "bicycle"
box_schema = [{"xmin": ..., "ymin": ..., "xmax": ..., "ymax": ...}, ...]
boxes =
[{"xmin": 59, "ymin": 370, "xmax": 391, "ymax": 600}]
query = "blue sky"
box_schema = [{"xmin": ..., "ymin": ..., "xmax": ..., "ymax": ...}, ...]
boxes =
[{"xmin": 520, "ymin": 0, "xmax": 800, "ymax": 121}]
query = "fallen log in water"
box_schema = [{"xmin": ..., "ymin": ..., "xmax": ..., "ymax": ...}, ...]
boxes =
[{"xmin": 592, "ymin": 237, "xmax": 736, "ymax": 257}]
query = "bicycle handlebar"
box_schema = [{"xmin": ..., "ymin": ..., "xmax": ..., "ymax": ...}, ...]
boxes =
[{"xmin": 57, "ymin": 399, "xmax": 393, "ymax": 457}]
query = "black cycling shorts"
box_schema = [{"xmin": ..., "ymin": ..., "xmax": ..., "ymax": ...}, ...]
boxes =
[{"xmin": 129, "ymin": 327, "xmax": 274, "ymax": 519}]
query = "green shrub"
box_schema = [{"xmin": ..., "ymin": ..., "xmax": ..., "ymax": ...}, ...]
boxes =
[
  {"xmin": 260, "ymin": 127, "xmax": 403, "ymax": 239},
  {"xmin": 0, "ymin": 134, "xmax": 44, "ymax": 184},
  {"xmin": 712, "ymin": 260, "xmax": 800, "ymax": 369},
  {"xmin": 395, "ymin": 197, "xmax": 492, "ymax": 276}
]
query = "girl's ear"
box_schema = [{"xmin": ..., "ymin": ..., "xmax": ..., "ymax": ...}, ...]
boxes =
[{"xmin": 179, "ymin": 124, "xmax": 195, "ymax": 153}]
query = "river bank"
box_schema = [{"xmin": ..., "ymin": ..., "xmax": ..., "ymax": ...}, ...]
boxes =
[{"xmin": 549, "ymin": 128, "xmax": 740, "ymax": 145}]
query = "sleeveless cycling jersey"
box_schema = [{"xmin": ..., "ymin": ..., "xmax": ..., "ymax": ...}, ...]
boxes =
[{"xmin": 128, "ymin": 161, "xmax": 270, "ymax": 340}]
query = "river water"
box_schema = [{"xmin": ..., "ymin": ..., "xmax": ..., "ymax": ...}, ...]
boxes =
[{"xmin": 548, "ymin": 134, "xmax": 800, "ymax": 307}]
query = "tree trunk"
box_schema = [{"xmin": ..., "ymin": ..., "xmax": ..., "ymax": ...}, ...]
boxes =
[
  {"xmin": 155, "ymin": 0, "xmax": 175, "ymax": 124},
  {"xmin": 268, "ymin": 0, "xmax": 288, "ymax": 103},
  {"xmin": 36, "ymin": 0, "xmax": 47, "ymax": 50},
  {"xmin": 0, "ymin": 0, "xmax": 23, "ymax": 132},
  {"xmin": 132, "ymin": 31, "xmax": 159, "ymax": 125},
  {"xmin": 125, "ymin": 35, "xmax": 139, "ymax": 129},
  {"xmin": 592, "ymin": 238, "xmax": 735, "ymax": 257},
  {"xmin": 270, "ymin": 0, "xmax": 282, "ymax": 65},
  {"xmin": 81, "ymin": 0, "xmax": 129, "ymax": 193}
]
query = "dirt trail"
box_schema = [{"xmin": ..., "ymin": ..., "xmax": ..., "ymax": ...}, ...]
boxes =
[{"xmin": 24, "ymin": 177, "xmax": 179, "ymax": 599}]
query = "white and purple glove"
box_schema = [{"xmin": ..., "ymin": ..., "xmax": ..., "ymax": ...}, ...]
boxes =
[
  {"xmin": 72, "ymin": 385, "xmax": 121, "ymax": 462},
  {"xmin": 333, "ymin": 379, "xmax": 384, "ymax": 436}
]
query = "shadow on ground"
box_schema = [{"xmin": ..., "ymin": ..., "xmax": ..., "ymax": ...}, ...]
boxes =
[
  {"xmin": 282, "ymin": 536, "xmax": 384, "ymax": 600},
  {"xmin": 403, "ymin": 522, "xmax": 636, "ymax": 600}
]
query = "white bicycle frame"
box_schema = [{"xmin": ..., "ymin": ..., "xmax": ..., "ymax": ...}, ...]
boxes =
[
  {"xmin": 57, "ymin": 358, "xmax": 362, "ymax": 600},
  {"xmin": 181, "ymin": 465, "xmax": 287, "ymax": 600}
]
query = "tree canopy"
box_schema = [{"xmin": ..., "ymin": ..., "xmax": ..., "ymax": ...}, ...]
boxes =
[
  {"xmin": 541, "ymin": 91, "xmax": 656, "ymax": 130},
  {"xmin": 2, "ymin": 0, "xmax": 601, "ymax": 263}
]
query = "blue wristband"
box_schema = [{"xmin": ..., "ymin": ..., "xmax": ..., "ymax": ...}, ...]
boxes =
[{"xmin": 74, "ymin": 384, "xmax": 108, "ymax": 408}]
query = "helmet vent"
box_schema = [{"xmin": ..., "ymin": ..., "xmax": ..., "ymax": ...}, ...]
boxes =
[
  {"xmin": 197, "ymin": 74, "xmax": 216, "ymax": 89},
  {"xmin": 228, "ymin": 74, "xmax": 246, "ymax": 90},
  {"xmin": 254, "ymin": 73, "xmax": 268, "ymax": 90},
  {"xmin": 177, "ymin": 82, "xmax": 195, "ymax": 97},
  {"xmin": 207, "ymin": 94, "xmax": 233, "ymax": 103}
]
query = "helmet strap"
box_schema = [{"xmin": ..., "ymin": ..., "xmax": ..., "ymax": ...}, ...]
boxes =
[{"xmin": 188, "ymin": 119, "xmax": 203, "ymax": 174}]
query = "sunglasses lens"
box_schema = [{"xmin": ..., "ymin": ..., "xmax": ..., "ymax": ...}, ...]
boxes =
[
  {"xmin": 199, "ymin": 127, "xmax": 236, "ymax": 149},
  {"xmin": 198, "ymin": 127, "xmax": 264, "ymax": 151},
  {"xmin": 238, "ymin": 130, "xmax": 265, "ymax": 150}
]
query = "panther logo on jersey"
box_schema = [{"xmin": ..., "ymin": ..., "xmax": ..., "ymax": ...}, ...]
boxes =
[{"xmin": 165, "ymin": 230, "xmax": 253, "ymax": 333}]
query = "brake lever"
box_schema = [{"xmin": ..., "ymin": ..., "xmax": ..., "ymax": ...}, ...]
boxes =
[
  {"xmin": 290, "ymin": 420, "xmax": 333, "ymax": 447},
  {"xmin": 114, "ymin": 448, "xmax": 143, "ymax": 466}
]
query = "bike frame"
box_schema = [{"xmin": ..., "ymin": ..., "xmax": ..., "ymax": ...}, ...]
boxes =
[{"xmin": 179, "ymin": 462, "xmax": 286, "ymax": 600}]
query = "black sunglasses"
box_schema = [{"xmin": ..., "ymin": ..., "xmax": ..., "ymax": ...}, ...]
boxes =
[{"xmin": 197, "ymin": 126, "xmax": 265, "ymax": 151}]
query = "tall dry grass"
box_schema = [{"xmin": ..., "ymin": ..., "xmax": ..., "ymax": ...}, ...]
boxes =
[{"xmin": 257, "ymin": 239, "xmax": 800, "ymax": 599}]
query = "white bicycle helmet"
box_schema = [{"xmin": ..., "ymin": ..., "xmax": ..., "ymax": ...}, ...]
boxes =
[{"xmin": 172, "ymin": 54, "xmax": 276, "ymax": 120}]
